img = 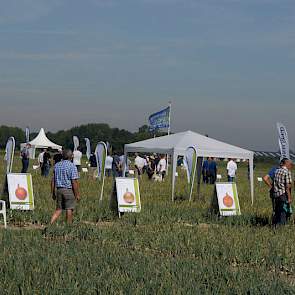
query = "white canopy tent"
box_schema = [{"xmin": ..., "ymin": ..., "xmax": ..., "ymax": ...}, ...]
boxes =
[
  {"xmin": 21, "ymin": 128, "xmax": 62, "ymax": 158},
  {"xmin": 124, "ymin": 131, "xmax": 255, "ymax": 204}
]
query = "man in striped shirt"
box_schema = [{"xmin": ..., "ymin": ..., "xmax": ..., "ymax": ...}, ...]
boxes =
[
  {"xmin": 50, "ymin": 149, "xmax": 80, "ymax": 224},
  {"xmin": 273, "ymin": 158, "xmax": 293, "ymax": 226}
]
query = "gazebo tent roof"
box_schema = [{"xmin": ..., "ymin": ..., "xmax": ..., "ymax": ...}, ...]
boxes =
[
  {"xmin": 125, "ymin": 130, "xmax": 254, "ymax": 204},
  {"xmin": 125, "ymin": 130, "xmax": 253, "ymax": 159},
  {"xmin": 23, "ymin": 128, "xmax": 62, "ymax": 150}
]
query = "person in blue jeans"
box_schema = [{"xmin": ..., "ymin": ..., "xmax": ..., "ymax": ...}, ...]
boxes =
[
  {"xmin": 41, "ymin": 150, "xmax": 51, "ymax": 177},
  {"xmin": 208, "ymin": 157, "xmax": 217, "ymax": 184},
  {"xmin": 202, "ymin": 159, "xmax": 209, "ymax": 184},
  {"xmin": 20, "ymin": 144, "xmax": 31, "ymax": 173}
]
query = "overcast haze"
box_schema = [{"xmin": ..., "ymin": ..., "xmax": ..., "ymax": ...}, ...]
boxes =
[{"xmin": 0, "ymin": 0, "xmax": 294, "ymax": 151}]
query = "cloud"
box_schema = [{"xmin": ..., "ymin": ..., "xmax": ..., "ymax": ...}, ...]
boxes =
[
  {"xmin": 0, "ymin": 29, "xmax": 76, "ymax": 36},
  {"xmin": 0, "ymin": 0, "xmax": 63, "ymax": 24},
  {"xmin": 0, "ymin": 51, "xmax": 111, "ymax": 61}
]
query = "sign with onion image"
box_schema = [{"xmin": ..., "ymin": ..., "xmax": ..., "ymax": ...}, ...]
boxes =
[
  {"xmin": 7, "ymin": 173, "xmax": 34, "ymax": 210},
  {"xmin": 116, "ymin": 177, "xmax": 141, "ymax": 213},
  {"xmin": 216, "ymin": 183, "xmax": 240, "ymax": 216}
]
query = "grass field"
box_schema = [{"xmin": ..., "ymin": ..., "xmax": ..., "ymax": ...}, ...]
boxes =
[{"xmin": 1, "ymin": 155, "xmax": 295, "ymax": 294}]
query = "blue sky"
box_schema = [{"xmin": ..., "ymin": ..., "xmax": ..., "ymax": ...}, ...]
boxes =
[{"xmin": 0, "ymin": 0, "xmax": 294, "ymax": 150}]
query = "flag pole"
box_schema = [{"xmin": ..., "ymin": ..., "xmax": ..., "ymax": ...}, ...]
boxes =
[
  {"xmin": 166, "ymin": 101, "xmax": 172, "ymax": 175},
  {"xmin": 168, "ymin": 101, "xmax": 172, "ymax": 136}
]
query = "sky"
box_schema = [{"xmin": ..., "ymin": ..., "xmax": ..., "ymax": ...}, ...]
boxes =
[{"xmin": 0, "ymin": 0, "xmax": 294, "ymax": 151}]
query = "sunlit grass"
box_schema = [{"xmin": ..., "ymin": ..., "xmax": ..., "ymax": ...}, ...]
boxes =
[{"xmin": 0, "ymin": 154, "xmax": 294, "ymax": 294}]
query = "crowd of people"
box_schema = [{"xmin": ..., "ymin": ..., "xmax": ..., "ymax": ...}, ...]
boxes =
[
  {"xmin": 20, "ymin": 143, "xmax": 295, "ymax": 227},
  {"xmin": 20, "ymin": 145, "xmax": 169, "ymax": 223},
  {"xmin": 134, "ymin": 153, "xmax": 167, "ymax": 181},
  {"xmin": 201, "ymin": 157, "xmax": 238, "ymax": 185}
]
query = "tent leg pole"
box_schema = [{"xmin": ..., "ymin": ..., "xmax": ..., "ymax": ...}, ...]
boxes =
[
  {"xmin": 249, "ymin": 157, "xmax": 254, "ymax": 205},
  {"xmin": 171, "ymin": 152, "xmax": 177, "ymax": 202},
  {"xmin": 196, "ymin": 157, "xmax": 203, "ymax": 201}
]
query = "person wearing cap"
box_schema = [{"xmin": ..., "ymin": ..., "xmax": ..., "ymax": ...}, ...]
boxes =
[{"xmin": 273, "ymin": 158, "xmax": 293, "ymax": 226}]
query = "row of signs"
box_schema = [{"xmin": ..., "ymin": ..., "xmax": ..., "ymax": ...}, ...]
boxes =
[
  {"xmin": 4, "ymin": 173, "xmax": 141, "ymax": 214},
  {"xmin": 4, "ymin": 172, "xmax": 239, "ymax": 218}
]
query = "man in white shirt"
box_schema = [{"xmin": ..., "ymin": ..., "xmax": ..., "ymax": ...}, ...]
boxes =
[
  {"xmin": 38, "ymin": 149, "xmax": 45, "ymax": 168},
  {"xmin": 73, "ymin": 147, "xmax": 83, "ymax": 173},
  {"xmin": 157, "ymin": 155, "xmax": 167, "ymax": 180},
  {"xmin": 134, "ymin": 153, "xmax": 145, "ymax": 178},
  {"xmin": 227, "ymin": 159, "xmax": 237, "ymax": 182},
  {"xmin": 105, "ymin": 155, "xmax": 113, "ymax": 177}
]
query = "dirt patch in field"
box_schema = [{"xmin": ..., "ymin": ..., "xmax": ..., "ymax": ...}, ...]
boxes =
[{"xmin": 0, "ymin": 223, "xmax": 45, "ymax": 230}]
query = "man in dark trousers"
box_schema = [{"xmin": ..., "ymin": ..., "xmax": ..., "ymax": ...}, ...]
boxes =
[
  {"xmin": 202, "ymin": 158, "xmax": 209, "ymax": 184},
  {"xmin": 20, "ymin": 144, "xmax": 31, "ymax": 173},
  {"xmin": 263, "ymin": 161, "xmax": 281, "ymax": 217},
  {"xmin": 273, "ymin": 158, "xmax": 293, "ymax": 226},
  {"xmin": 208, "ymin": 157, "xmax": 217, "ymax": 184}
]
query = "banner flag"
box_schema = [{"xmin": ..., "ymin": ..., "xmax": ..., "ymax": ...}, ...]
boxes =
[
  {"xmin": 73, "ymin": 136, "xmax": 79, "ymax": 151},
  {"xmin": 4, "ymin": 137, "xmax": 15, "ymax": 174},
  {"xmin": 106, "ymin": 141, "xmax": 110, "ymax": 153},
  {"xmin": 277, "ymin": 122, "xmax": 290, "ymax": 159},
  {"xmin": 185, "ymin": 146, "xmax": 197, "ymax": 202},
  {"xmin": 95, "ymin": 142, "xmax": 107, "ymax": 201},
  {"xmin": 149, "ymin": 106, "xmax": 170, "ymax": 131},
  {"xmin": 25, "ymin": 127, "xmax": 30, "ymax": 143},
  {"xmin": 84, "ymin": 138, "xmax": 91, "ymax": 160}
]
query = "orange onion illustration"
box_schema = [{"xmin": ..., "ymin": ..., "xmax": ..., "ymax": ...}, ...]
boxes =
[
  {"xmin": 123, "ymin": 189, "xmax": 135, "ymax": 204},
  {"xmin": 223, "ymin": 193, "xmax": 234, "ymax": 208},
  {"xmin": 15, "ymin": 184, "xmax": 28, "ymax": 200}
]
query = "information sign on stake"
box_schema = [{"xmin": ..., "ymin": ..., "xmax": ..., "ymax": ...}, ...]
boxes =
[
  {"xmin": 7, "ymin": 173, "xmax": 34, "ymax": 210},
  {"xmin": 116, "ymin": 177, "xmax": 141, "ymax": 215},
  {"xmin": 216, "ymin": 182, "xmax": 240, "ymax": 216}
]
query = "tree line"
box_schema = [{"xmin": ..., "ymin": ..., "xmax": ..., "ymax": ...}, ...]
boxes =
[{"xmin": 0, "ymin": 124, "xmax": 163, "ymax": 153}]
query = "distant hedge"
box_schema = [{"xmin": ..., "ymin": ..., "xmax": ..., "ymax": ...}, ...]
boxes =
[{"xmin": 0, "ymin": 124, "xmax": 161, "ymax": 153}]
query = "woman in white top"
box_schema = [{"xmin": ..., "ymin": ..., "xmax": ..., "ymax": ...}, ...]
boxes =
[{"xmin": 157, "ymin": 155, "xmax": 167, "ymax": 180}]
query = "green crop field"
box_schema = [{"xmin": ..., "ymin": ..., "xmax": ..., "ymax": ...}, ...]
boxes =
[{"xmin": 0, "ymin": 155, "xmax": 295, "ymax": 294}]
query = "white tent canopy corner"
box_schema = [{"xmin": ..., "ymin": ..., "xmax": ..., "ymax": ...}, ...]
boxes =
[
  {"xmin": 21, "ymin": 128, "xmax": 62, "ymax": 154},
  {"xmin": 124, "ymin": 130, "xmax": 255, "ymax": 204}
]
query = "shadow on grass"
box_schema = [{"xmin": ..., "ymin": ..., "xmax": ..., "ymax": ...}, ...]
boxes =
[
  {"xmin": 174, "ymin": 195, "xmax": 189, "ymax": 202},
  {"xmin": 204, "ymin": 210, "xmax": 271, "ymax": 227}
]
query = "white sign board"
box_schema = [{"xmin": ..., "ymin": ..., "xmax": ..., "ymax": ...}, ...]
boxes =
[
  {"xmin": 7, "ymin": 173, "xmax": 34, "ymax": 210},
  {"xmin": 116, "ymin": 177, "xmax": 141, "ymax": 213},
  {"xmin": 216, "ymin": 183, "xmax": 240, "ymax": 216}
]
